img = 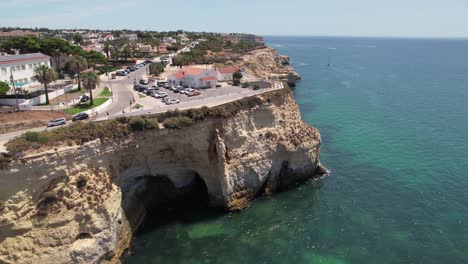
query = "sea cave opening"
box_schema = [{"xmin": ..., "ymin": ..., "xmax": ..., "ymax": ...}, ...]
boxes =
[{"xmin": 122, "ymin": 172, "xmax": 223, "ymax": 236}]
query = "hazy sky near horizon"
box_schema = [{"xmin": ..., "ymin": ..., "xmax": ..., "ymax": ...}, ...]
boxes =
[{"xmin": 1, "ymin": 0, "xmax": 468, "ymax": 38}]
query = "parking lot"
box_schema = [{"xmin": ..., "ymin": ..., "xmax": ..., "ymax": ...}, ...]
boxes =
[{"xmin": 131, "ymin": 82, "xmax": 249, "ymax": 109}]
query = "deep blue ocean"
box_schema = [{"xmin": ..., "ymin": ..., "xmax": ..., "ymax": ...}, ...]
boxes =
[{"xmin": 124, "ymin": 36, "xmax": 468, "ymax": 263}]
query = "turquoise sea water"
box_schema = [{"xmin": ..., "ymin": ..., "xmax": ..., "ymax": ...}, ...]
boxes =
[{"xmin": 123, "ymin": 37, "xmax": 468, "ymax": 263}]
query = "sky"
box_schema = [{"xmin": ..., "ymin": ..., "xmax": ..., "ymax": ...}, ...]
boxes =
[{"xmin": 1, "ymin": 0, "xmax": 468, "ymax": 38}]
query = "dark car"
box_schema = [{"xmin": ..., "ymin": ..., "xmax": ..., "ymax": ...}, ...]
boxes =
[
  {"xmin": 138, "ymin": 86, "xmax": 147, "ymax": 93},
  {"xmin": 80, "ymin": 95, "xmax": 90, "ymax": 103},
  {"xmin": 72, "ymin": 112, "xmax": 89, "ymax": 122}
]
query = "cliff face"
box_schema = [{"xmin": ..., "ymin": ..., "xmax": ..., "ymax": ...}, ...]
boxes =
[
  {"xmin": 0, "ymin": 90, "xmax": 322, "ymax": 263},
  {"xmin": 237, "ymin": 47, "xmax": 301, "ymax": 81}
]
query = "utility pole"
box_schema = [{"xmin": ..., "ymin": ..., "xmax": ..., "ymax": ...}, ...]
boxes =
[
  {"xmin": 9, "ymin": 68, "xmax": 19, "ymax": 111},
  {"xmin": 63, "ymin": 79, "xmax": 69, "ymax": 112}
]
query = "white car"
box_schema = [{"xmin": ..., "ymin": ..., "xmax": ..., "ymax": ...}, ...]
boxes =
[
  {"xmin": 181, "ymin": 88, "xmax": 195, "ymax": 95},
  {"xmin": 47, "ymin": 118, "xmax": 66, "ymax": 127},
  {"xmin": 155, "ymin": 92, "xmax": 168, "ymax": 98},
  {"xmin": 165, "ymin": 99, "xmax": 180, "ymax": 105}
]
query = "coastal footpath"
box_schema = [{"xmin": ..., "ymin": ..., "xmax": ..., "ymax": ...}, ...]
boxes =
[{"xmin": 0, "ymin": 49, "xmax": 323, "ymax": 263}]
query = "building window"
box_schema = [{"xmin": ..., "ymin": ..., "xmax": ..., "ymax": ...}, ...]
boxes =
[
  {"xmin": 21, "ymin": 65, "xmax": 26, "ymax": 70},
  {"xmin": 0, "ymin": 68, "xmax": 6, "ymax": 74},
  {"xmin": 16, "ymin": 66, "xmax": 21, "ymax": 71},
  {"xmin": 29, "ymin": 64, "xmax": 33, "ymax": 69},
  {"xmin": 11, "ymin": 67, "xmax": 15, "ymax": 72}
]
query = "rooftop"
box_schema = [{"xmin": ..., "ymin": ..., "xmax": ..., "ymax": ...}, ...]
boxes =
[
  {"xmin": 0, "ymin": 53, "xmax": 50, "ymax": 65},
  {"xmin": 218, "ymin": 66, "xmax": 239, "ymax": 74}
]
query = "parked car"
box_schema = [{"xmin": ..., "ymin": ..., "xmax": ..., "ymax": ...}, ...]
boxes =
[
  {"xmin": 80, "ymin": 95, "xmax": 90, "ymax": 103},
  {"xmin": 146, "ymin": 88, "xmax": 155, "ymax": 95},
  {"xmin": 157, "ymin": 81, "xmax": 167, "ymax": 87},
  {"xmin": 140, "ymin": 79, "xmax": 149, "ymax": 85},
  {"xmin": 161, "ymin": 97, "xmax": 170, "ymax": 103},
  {"xmin": 164, "ymin": 83, "xmax": 172, "ymax": 89},
  {"xmin": 138, "ymin": 86, "xmax": 147, "ymax": 93},
  {"xmin": 187, "ymin": 90, "xmax": 201, "ymax": 97},
  {"xmin": 155, "ymin": 92, "xmax": 168, "ymax": 98},
  {"xmin": 151, "ymin": 84, "xmax": 160, "ymax": 90},
  {"xmin": 165, "ymin": 99, "xmax": 180, "ymax": 105},
  {"xmin": 181, "ymin": 88, "xmax": 195, "ymax": 95},
  {"xmin": 47, "ymin": 118, "xmax": 66, "ymax": 127},
  {"xmin": 72, "ymin": 112, "xmax": 89, "ymax": 122},
  {"xmin": 116, "ymin": 70, "xmax": 127, "ymax": 76}
]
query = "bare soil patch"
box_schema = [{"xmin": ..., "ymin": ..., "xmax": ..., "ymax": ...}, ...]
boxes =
[{"xmin": 0, "ymin": 111, "xmax": 70, "ymax": 134}]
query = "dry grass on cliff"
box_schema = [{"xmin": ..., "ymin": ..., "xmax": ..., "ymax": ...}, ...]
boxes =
[
  {"xmin": 4, "ymin": 115, "xmax": 165, "ymax": 157},
  {"xmin": 3, "ymin": 88, "xmax": 290, "ymax": 160}
]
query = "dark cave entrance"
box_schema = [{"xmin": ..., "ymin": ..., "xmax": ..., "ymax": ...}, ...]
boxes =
[{"xmin": 123, "ymin": 173, "xmax": 222, "ymax": 235}]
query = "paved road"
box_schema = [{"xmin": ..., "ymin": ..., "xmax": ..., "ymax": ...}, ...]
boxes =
[{"xmin": 97, "ymin": 66, "xmax": 148, "ymax": 118}]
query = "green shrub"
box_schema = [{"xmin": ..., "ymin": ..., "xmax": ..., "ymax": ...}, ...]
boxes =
[
  {"xmin": 233, "ymin": 71, "xmax": 243, "ymax": 79},
  {"xmin": 25, "ymin": 131, "xmax": 49, "ymax": 144},
  {"xmin": 144, "ymin": 118, "xmax": 158, "ymax": 130},
  {"xmin": 233, "ymin": 78, "xmax": 241, "ymax": 86},
  {"xmin": 242, "ymin": 82, "xmax": 249, "ymax": 88},
  {"xmin": 128, "ymin": 117, "xmax": 145, "ymax": 131},
  {"xmin": 76, "ymin": 175, "xmax": 88, "ymax": 189},
  {"xmin": 253, "ymin": 84, "xmax": 261, "ymax": 90},
  {"xmin": 0, "ymin": 81, "xmax": 10, "ymax": 96},
  {"xmin": 116, "ymin": 116, "xmax": 130, "ymax": 124},
  {"xmin": 163, "ymin": 116, "xmax": 193, "ymax": 129}
]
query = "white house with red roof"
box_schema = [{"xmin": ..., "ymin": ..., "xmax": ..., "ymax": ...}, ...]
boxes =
[
  {"xmin": 168, "ymin": 66, "xmax": 240, "ymax": 89},
  {"xmin": 168, "ymin": 66, "xmax": 219, "ymax": 88},
  {"xmin": 217, "ymin": 66, "xmax": 239, "ymax": 82},
  {"xmin": 0, "ymin": 53, "xmax": 51, "ymax": 88}
]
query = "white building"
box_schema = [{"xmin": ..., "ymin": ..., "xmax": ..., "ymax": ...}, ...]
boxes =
[
  {"xmin": 0, "ymin": 53, "xmax": 51, "ymax": 88},
  {"xmin": 163, "ymin": 37, "xmax": 177, "ymax": 44},
  {"xmin": 121, "ymin": 34, "xmax": 138, "ymax": 41},
  {"xmin": 168, "ymin": 66, "xmax": 240, "ymax": 88},
  {"xmin": 101, "ymin": 34, "xmax": 115, "ymax": 42},
  {"xmin": 168, "ymin": 67, "xmax": 218, "ymax": 89},
  {"xmin": 217, "ymin": 66, "xmax": 239, "ymax": 82}
]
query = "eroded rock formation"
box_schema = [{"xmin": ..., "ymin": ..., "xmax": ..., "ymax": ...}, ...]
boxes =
[
  {"xmin": 236, "ymin": 47, "xmax": 301, "ymax": 81},
  {"xmin": 0, "ymin": 89, "xmax": 323, "ymax": 263}
]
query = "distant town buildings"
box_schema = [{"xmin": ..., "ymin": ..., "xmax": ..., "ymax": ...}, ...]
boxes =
[
  {"xmin": 0, "ymin": 53, "xmax": 51, "ymax": 87},
  {"xmin": 121, "ymin": 33, "xmax": 138, "ymax": 41},
  {"xmin": 0, "ymin": 30, "xmax": 39, "ymax": 41},
  {"xmin": 102, "ymin": 34, "xmax": 115, "ymax": 42},
  {"xmin": 163, "ymin": 37, "xmax": 177, "ymax": 44}
]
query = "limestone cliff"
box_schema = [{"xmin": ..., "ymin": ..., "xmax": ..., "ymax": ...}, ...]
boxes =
[
  {"xmin": 236, "ymin": 47, "xmax": 301, "ymax": 81},
  {"xmin": 0, "ymin": 89, "xmax": 323, "ymax": 263}
]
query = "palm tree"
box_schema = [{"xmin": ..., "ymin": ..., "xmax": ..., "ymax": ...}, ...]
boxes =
[
  {"xmin": 66, "ymin": 56, "xmax": 88, "ymax": 90},
  {"xmin": 111, "ymin": 46, "xmax": 121, "ymax": 61},
  {"xmin": 81, "ymin": 71, "xmax": 100, "ymax": 105},
  {"xmin": 103, "ymin": 41, "xmax": 111, "ymax": 58},
  {"xmin": 34, "ymin": 65, "xmax": 57, "ymax": 105},
  {"xmin": 122, "ymin": 45, "xmax": 132, "ymax": 61}
]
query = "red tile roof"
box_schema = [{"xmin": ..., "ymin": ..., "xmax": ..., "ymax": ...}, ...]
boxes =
[
  {"xmin": 181, "ymin": 66, "xmax": 204, "ymax": 75},
  {"xmin": 200, "ymin": 76, "xmax": 218, "ymax": 81},
  {"xmin": 218, "ymin": 66, "xmax": 238, "ymax": 74},
  {"xmin": 173, "ymin": 73, "xmax": 185, "ymax": 79}
]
